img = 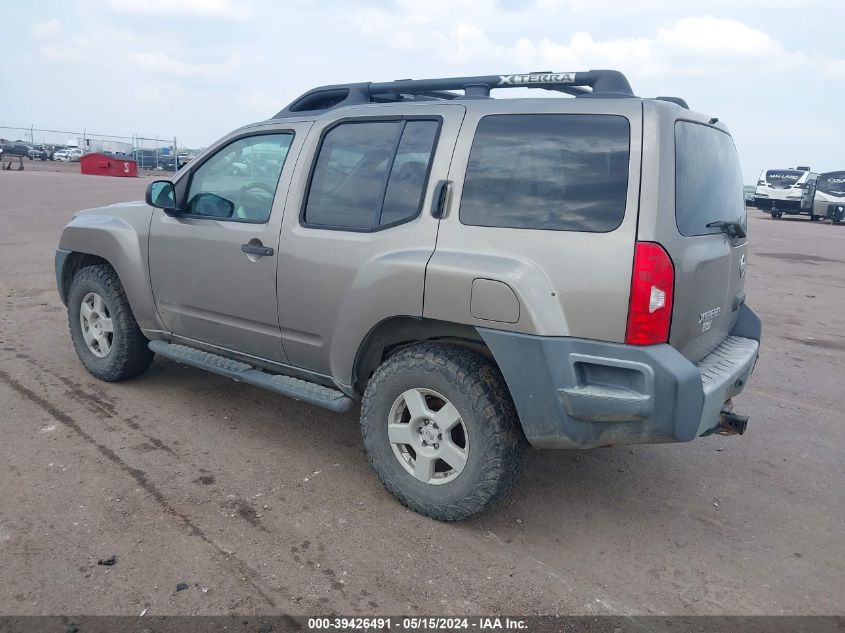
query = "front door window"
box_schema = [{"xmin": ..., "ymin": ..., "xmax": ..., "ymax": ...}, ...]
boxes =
[{"xmin": 186, "ymin": 134, "xmax": 294, "ymax": 222}]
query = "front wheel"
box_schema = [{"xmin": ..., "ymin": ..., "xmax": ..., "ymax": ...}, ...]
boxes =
[
  {"xmin": 67, "ymin": 264, "xmax": 154, "ymax": 381},
  {"xmin": 360, "ymin": 343, "xmax": 525, "ymax": 521}
]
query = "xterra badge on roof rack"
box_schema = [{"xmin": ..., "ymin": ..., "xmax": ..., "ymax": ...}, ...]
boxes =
[{"xmin": 498, "ymin": 73, "xmax": 576, "ymax": 85}]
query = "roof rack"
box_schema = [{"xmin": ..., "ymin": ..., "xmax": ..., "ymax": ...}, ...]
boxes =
[
  {"xmin": 654, "ymin": 96, "xmax": 689, "ymax": 109},
  {"xmin": 273, "ymin": 70, "xmax": 635, "ymax": 118}
]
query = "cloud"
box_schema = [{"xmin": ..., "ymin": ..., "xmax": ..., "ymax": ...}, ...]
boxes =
[
  {"xmin": 128, "ymin": 50, "xmax": 245, "ymax": 80},
  {"xmin": 30, "ymin": 17, "xmax": 249, "ymax": 84},
  {"xmin": 96, "ymin": 0, "xmax": 250, "ymax": 19},
  {"xmin": 655, "ymin": 16, "xmax": 777, "ymax": 55},
  {"xmin": 38, "ymin": 34, "xmax": 93, "ymax": 64},
  {"xmin": 31, "ymin": 18, "xmax": 62, "ymax": 38},
  {"xmin": 351, "ymin": 8, "xmax": 844, "ymax": 81},
  {"xmin": 9, "ymin": 0, "xmax": 844, "ymax": 177}
]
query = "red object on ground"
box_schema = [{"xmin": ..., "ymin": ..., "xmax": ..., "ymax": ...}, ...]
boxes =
[{"xmin": 79, "ymin": 153, "xmax": 138, "ymax": 177}]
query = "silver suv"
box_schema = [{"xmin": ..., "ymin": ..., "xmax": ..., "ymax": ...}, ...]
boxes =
[{"xmin": 55, "ymin": 71, "xmax": 761, "ymax": 520}]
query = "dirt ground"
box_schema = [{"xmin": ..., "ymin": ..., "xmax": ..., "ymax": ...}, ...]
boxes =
[{"xmin": 0, "ymin": 166, "xmax": 843, "ymax": 616}]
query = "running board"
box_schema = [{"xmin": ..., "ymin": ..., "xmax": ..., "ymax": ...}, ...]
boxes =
[{"xmin": 148, "ymin": 341, "xmax": 354, "ymax": 413}]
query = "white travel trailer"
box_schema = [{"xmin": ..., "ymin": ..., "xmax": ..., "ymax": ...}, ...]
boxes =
[
  {"xmin": 802, "ymin": 171, "xmax": 845, "ymax": 223},
  {"xmin": 754, "ymin": 167, "xmax": 812, "ymax": 218}
]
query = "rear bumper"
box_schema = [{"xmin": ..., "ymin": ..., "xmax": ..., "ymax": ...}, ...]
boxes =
[
  {"xmin": 754, "ymin": 196, "xmax": 802, "ymax": 211},
  {"xmin": 480, "ymin": 304, "xmax": 761, "ymax": 449}
]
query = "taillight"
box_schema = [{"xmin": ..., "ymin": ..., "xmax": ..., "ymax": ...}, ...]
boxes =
[{"xmin": 625, "ymin": 242, "xmax": 675, "ymax": 345}]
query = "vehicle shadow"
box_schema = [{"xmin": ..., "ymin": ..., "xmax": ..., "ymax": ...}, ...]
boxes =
[{"xmin": 138, "ymin": 357, "xmax": 708, "ymax": 533}]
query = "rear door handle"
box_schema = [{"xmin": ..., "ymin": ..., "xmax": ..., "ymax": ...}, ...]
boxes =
[
  {"xmin": 241, "ymin": 242, "xmax": 274, "ymax": 257},
  {"xmin": 431, "ymin": 180, "xmax": 451, "ymax": 219}
]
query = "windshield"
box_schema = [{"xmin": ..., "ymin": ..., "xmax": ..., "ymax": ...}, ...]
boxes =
[
  {"xmin": 816, "ymin": 171, "xmax": 845, "ymax": 196},
  {"xmin": 675, "ymin": 121, "xmax": 745, "ymax": 237},
  {"xmin": 765, "ymin": 170, "xmax": 803, "ymax": 189}
]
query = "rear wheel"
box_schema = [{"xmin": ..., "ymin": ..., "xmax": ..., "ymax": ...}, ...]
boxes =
[
  {"xmin": 67, "ymin": 264, "xmax": 154, "ymax": 381},
  {"xmin": 360, "ymin": 343, "xmax": 525, "ymax": 521},
  {"xmin": 771, "ymin": 211, "xmax": 782, "ymax": 219},
  {"xmin": 810, "ymin": 214, "xmax": 821, "ymax": 221}
]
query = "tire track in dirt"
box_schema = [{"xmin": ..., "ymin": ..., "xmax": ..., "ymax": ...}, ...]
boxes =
[
  {"xmin": 2, "ymin": 347, "xmax": 367, "ymax": 610},
  {"xmin": 13, "ymin": 350, "xmax": 177, "ymax": 455},
  {"xmin": 0, "ymin": 367, "xmax": 283, "ymax": 611}
]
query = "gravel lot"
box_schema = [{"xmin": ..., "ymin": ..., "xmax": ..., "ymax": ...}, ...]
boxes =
[{"xmin": 0, "ymin": 167, "xmax": 843, "ymax": 616}]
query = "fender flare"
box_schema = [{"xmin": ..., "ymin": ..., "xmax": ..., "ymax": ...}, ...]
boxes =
[{"xmin": 56, "ymin": 214, "xmax": 161, "ymax": 331}]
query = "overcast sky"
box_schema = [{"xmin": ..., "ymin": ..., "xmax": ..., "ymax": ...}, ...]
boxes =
[{"xmin": 3, "ymin": 0, "xmax": 843, "ymax": 181}]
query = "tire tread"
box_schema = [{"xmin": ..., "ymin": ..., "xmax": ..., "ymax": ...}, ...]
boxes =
[
  {"xmin": 361, "ymin": 343, "xmax": 524, "ymax": 521},
  {"xmin": 68, "ymin": 264, "xmax": 153, "ymax": 382}
]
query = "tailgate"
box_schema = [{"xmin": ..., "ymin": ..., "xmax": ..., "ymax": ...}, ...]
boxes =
[
  {"xmin": 639, "ymin": 107, "xmax": 748, "ymax": 363},
  {"xmin": 669, "ymin": 236, "xmax": 746, "ymax": 361}
]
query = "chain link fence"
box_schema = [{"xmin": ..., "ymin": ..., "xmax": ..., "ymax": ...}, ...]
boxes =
[{"xmin": 0, "ymin": 125, "xmax": 187, "ymax": 171}]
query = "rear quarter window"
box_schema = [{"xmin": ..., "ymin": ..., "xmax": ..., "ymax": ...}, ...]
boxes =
[
  {"xmin": 675, "ymin": 121, "xmax": 745, "ymax": 237},
  {"xmin": 459, "ymin": 114, "xmax": 630, "ymax": 232}
]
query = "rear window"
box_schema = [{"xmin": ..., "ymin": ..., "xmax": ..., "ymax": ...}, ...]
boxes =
[
  {"xmin": 675, "ymin": 121, "xmax": 745, "ymax": 237},
  {"xmin": 816, "ymin": 171, "xmax": 845, "ymax": 196},
  {"xmin": 459, "ymin": 114, "xmax": 630, "ymax": 232},
  {"xmin": 765, "ymin": 170, "xmax": 803, "ymax": 189}
]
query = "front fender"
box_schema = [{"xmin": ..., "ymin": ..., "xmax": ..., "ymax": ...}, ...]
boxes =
[{"xmin": 57, "ymin": 204, "xmax": 162, "ymax": 331}]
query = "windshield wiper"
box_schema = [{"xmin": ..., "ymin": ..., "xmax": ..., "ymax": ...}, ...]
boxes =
[{"xmin": 706, "ymin": 220, "xmax": 746, "ymax": 239}]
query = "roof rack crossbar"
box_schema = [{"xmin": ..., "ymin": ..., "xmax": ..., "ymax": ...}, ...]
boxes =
[
  {"xmin": 544, "ymin": 86, "xmax": 591, "ymax": 97},
  {"xmin": 273, "ymin": 70, "xmax": 634, "ymax": 118},
  {"xmin": 389, "ymin": 90, "xmax": 460, "ymax": 101}
]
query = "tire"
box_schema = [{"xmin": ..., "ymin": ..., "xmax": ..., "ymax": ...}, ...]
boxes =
[
  {"xmin": 360, "ymin": 343, "xmax": 525, "ymax": 521},
  {"xmin": 772, "ymin": 211, "xmax": 782, "ymax": 219},
  {"xmin": 810, "ymin": 215, "xmax": 820, "ymax": 222},
  {"xmin": 67, "ymin": 264, "xmax": 154, "ymax": 382}
]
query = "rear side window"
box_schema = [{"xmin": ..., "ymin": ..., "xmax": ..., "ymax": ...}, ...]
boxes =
[
  {"xmin": 459, "ymin": 114, "xmax": 630, "ymax": 232},
  {"xmin": 675, "ymin": 121, "xmax": 745, "ymax": 237},
  {"xmin": 303, "ymin": 120, "xmax": 439, "ymax": 230}
]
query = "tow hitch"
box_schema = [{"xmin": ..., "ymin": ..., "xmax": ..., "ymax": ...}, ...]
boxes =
[{"xmin": 717, "ymin": 409, "xmax": 748, "ymax": 436}]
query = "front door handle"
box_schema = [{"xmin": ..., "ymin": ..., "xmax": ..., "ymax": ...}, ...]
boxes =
[{"xmin": 241, "ymin": 242, "xmax": 274, "ymax": 257}]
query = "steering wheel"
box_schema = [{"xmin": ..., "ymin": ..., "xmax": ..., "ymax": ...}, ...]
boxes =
[{"xmin": 236, "ymin": 180, "xmax": 275, "ymax": 220}]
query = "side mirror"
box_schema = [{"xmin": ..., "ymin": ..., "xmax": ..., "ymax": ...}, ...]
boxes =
[
  {"xmin": 145, "ymin": 180, "xmax": 178, "ymax": 213},
  {"xmin": 189, "ymin": 192, "xmax": 235, "ymax": 218}
]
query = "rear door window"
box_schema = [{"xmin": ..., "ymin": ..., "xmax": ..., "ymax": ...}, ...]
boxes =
[
  {"xmin": 380, "ymin": 121, "xmax": 439, "ymax": 227},
  {"xmin": 459, "ymin": 114, "xmax": 630, "ymax": 232},
  {"xmin": 675, "ymin": 121, "xmax": 745, "ymax": 237},
  {"xmin": 303, "ymin": 119, "xmax": 439, "ymax": 230}
]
